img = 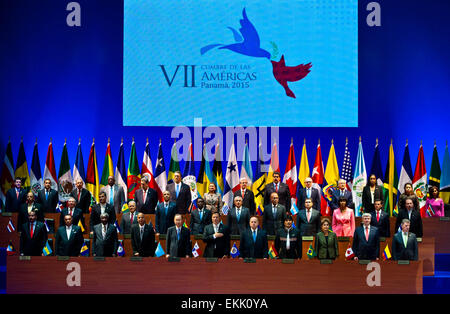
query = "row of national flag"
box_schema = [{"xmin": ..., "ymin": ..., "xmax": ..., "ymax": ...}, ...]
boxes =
[{"xmin": 1, "ymin": 138, "xmax": 449, "ymax": 219}]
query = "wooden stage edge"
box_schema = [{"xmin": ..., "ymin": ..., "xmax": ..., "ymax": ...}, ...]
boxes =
[{"xmin": 7, "ymin": 257, "xmax": 423, "ymax": 294}]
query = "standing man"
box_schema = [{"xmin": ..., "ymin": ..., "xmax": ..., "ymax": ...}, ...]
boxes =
[
  {"xmin": 90, "ymin": 191, "xmax": 116, "ymax": 233},
  {"xmin": 37, "ymin": 178, "xmax": 59, "ymax": 213},
  {"xmin": 297, "ymin": 177, "xmax": 321, "ymax": 211},
  {"xmin": 155, "ymin": 191, "xmax": 176, "ymax": 235},
  {"xmin": 20, "ymin": 211, "xmax": 48, "ymax": 256},
  {"xmin": 263, "ymin": 192, "xmax": 286, "ymax": 236},
  {"xmin": 331, "ymin": 179, "xmax": 354, "ymax": 211},
  {"xmin": 239, "ymin": 216, "xmax": 269, "ymax": 259},
  {"xmin": 100, "ymin": 176, "xmax": 126, "ymax": 215},
  {"xmin": 392, "ymin": 219, "xmax": 418, "ymax": 261},
  {"xmin": 228, "ymin": 196, "xmax": 250, "ymax": 236},
  {"xmin": 233, "ymin": 178, "xmax": 256, "ymax": 215},
  {"xmin": 92, "ymin": 213, "xmax": 118, "ymax": 257},
  {"xmin": 120, "ymin": 200, "xmax": 138, "ymax": 234},
  {"xmin": 297, "ymin": 198, "xmax": 321, "ymax": 236},
  {"xmin": 395, "ymin": 198, "xmax": 423, "ymax": 238},
  {"xmin": 274, "ymin": 215, "xmax": 302, "ymax": 259},
  {"xmin": 203, "ymin": 212, "xmax": 231, "ymax": 258},
  {"xmin": 55, "ymin": 214, "xmax": 84, "ymax": 256},
  {"xmin": 166, "ymin": 171, "xmax": 192, "ymax": 214},
  {"xmin": 166, "ymin": 214, "xmax": 192, "ymax": 258},
  {"xmin": 70, "ymin": 178, "xmax": 92, "ymax": 214},
  {"xmin": 134, "ymin": 177, "xmax": 158, "ymax": 214},
  {"xmin": 18, "ymin": 192, "xmax": 44, "ymax": 231},
  {"xmin": 370, "ymin": 200, "xmax": 390, "ymax": 237},
  {"xmin": 131, "ymin": 213, "xmax": 156, "ymax": 257},
  {"xmin": 264, "ymin": 171, "xmax": 291, "ymax": 211},
  {"xmin": 190, "ymin": 198, "xmax": 211, "ymax": 235},
  {"xmin": 352, "ymin": 213, "xmax": 380, "ymax": 261},
  {"xmin": 5, "ymin": 177, "xmax": 27, "ymax": 212}
]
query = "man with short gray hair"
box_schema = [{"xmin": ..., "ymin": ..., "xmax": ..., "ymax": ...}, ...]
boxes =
[
  {"xmin": 93, "ymin": 212, "xmax": 118, "ymax": 257},
  {"xmin": 331, "ymin": 179, "xmax": 354, "ymax": 212},
  {"xmin": 70, "ymin": 178, "xmax": 92, "ymax": 213},
  {"xmin": 352, "ymin": 213, "xmax": 380, "ymax": 261},
  {"xmin": 134, "ymin": 176, "xmax": 158, "ymax": 214}
]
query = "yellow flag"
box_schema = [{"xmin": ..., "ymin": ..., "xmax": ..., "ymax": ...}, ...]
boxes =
[
  {"xmin": 266, "ymin": 142, "xmax": 279, "ymax": 185},
  {"xmin": 78, "ymin": 219, "xmax": 85, "ymax": 233},
  {"xmin": 324, "ymin": 142, "xmax": 340, "ymax": 186},
  {"xmin": 298, "ymin": 141, "xmax": 310, "ymax": 188}
]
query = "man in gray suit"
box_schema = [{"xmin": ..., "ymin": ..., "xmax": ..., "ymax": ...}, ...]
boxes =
[
  {"xmin": 100, "ymin": 176, "xmax": 126, "ymax": 215},
  {"xmin": 166, "ymin": 214, "xmax": 192, "ymax": 258},
  {"xmin": 120, "ymin": 200, "xmax": 138, "ymax": 234},
  {"xmin": 263, "ymin": 192, "xmax": 286, "ymax": 236},
  {"xmin": 92, "ymin": 213, "xmax": 118, "ymax": 257},
  {"xmin": 297, "ymin": 198, "xmax": 321, "ymax": 236},
  {"xmin": 227, "ymin": 196, "xmax": 250, "ymax": 236}
]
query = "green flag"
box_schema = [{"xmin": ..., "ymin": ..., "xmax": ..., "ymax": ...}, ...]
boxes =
[
  {"xmin": 58, "ymin": 141, "xmax": 73, "ymax": 202},
  {"xmin": 127, "ymin": 140, "xmax": 141, "ymax": 200},
  {"xmin": 100, "ymin": 141, "xmax": 114, "ymax": 189},
  {"xmin": 383, "ymin": 142, "xmax": 399, "ymax": 216},
  {"xmin": 167, "ymin": 141, "xmax": 180, "ymax": 184},
  {"xmin": 429, "ymin": 143, "xmax": 441, "ymax": 189}
]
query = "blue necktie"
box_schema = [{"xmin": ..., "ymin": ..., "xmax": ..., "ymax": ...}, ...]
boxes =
[
  {"xmin": 176, "ymin": 184, "xmax": 180, "ymax": 198},
  {"xmin": 307, "ymin": 189, "xmax": 311, "ymax": 198},
  {"xmin": 177, "ymin": 228, "xmax": 180, "ymax": 241},
  {"xmin": 237, "ymin": 210, "xmax": 240, "ymax": 222},
  {"xmin": 110, "ymin": 187, "xmax": 114, "ymax": 205},
  {"xmin": 199, "ymin": 210, "xmax": 203, "ymax": 221},
  {"xmin": 253, "ymin": 230, "xmax": 257, "ymax": 242},
  {"xmin": 165, "ymin": 203, "xmax": 168, "ymax": 216},
  {"xmin": 45, "ymin": 190, "xmax": 48, "ymax": 200}
]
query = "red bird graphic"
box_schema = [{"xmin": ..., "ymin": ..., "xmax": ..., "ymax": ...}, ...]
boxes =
[{"xmin": 271, "ymin": 55, "xmax": 312, "ymax": 98}]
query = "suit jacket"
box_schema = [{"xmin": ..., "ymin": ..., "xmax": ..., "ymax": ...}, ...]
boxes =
[
  {"xmin": 20, "ymin": 221, "xmax": 48, "ymax": 256},
  {"xmin": 362, "ymin": 185, "xmax": 384, "ymax": 213},
  {"xmin": 190, "ymin": 208, "xmax": 212, "ymax": 234},
  {"xmin": 70, "ymin": 188, "xmax": 92, "ymax": 214},
  {"xmin": 89, "ymin": 203, "xmax": 116, "ymax": 231},
  {"xmin": 392, "ymin": 232, "xmax": 418, "ymax": 261},
  {"xmin": 131, "ymin": 222, "xmax": 156, "ymax": 257},
  {"xmin": 227, "ymin": 207, "xmax": 250, "ymax": 235},
  {"xmin": 297, "ymin": 187, "xmax": 321, "ymax": 211},
  {"xmin": 55, "ymin": 225, "xmax": 84, "ymax": 256},
  {"xmin": 100, "ymin": 184, "xmax": 126, "ymax": 214},
  {"xmin": 92, "ymin": 223, "xmax": 118, "ymax": 257},
  {"xmin": 202, "ymin": 223, "xmax": 231, "ymax": 258},
  {"xmin": 395, "ymin": 209, "xmax": 423, "ymax": 238},
  {"xmin": 167, "ymin": 182, "xmax": 192, "ymax": 214},
  {"xmin": 18, "ymin": 203, "xmax": 44, "ymax": 232},
  {"xmin": 120, "ymin": 211, "xmax": 139, "ymax": 234},
  {"xmin": 234, "ymin": 189, "xmax": 256, "ymax": 215},
  {"xmin": 274, "ymin": 227, "xmax": 302, "ymax": 259},
  {"xmin": 297, "ymin": 208, "xmax": 321, "ymax": 236},
  {"xmin": 166, "ymin": 225, "xmax": 192, "ymax": 257},
  {"xmin": 331, "ymin": 189, "xmax": 354, "ymax": 211},
  {"xmin": 262, "ymin": 204, "xmax": 286, "ymax": 236},
  {"xmin": 36, "ymin": 188, "xmax": 59, "ymax": 213},
  {"xmin": 134, "ymin": 187, "xmax": 158, "ymax": 214},
  {"xmin": 5, "ymin": 187, "xmax": 27, "ymax": 212},
  {"xmin": 239, "ymin": 229, "xmax": 269, "ymax": 259},
  {"xmin": 370, "ymin": 210, "xmax": 390, "ymax": 237},
  {"xmin": 352, "ymin": 226, "xmax": 380, "ymax": 260},
  {"xmin": 264, "ymin": 182, "xmax": 291, "ymax": 211},
  {"xmin": 314, "ymin": 231, "xmax": 339, "ymax": 259},
  {"xmin": 155, "ymin": 202, "xmax": 176, "ymax": 234},
  {"xmin": 59, "ymin": 207, "xmax": 84, "ymax": 228}
]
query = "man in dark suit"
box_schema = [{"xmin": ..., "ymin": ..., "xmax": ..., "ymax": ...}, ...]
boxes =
[
  {"xmin": 90, "ymin": 191, "xmax": 116, "ymax": 233},
  {"xmin": 36, "ymin": 179, "xmax": 59, "ymax": 213},
  {"xmin": 392, "ymin": 219, "xmax": 418, "ymax": 261},
  {"xmin": 352, "ymin": 213, "xmax": 380, "ymax": 261},
  {"xmin": 190, "ymin": 198, "xmax": 212, "ymax": 235},
  {"xmin": 131, "ymin": 213, "xmax": 156, "ymax": 257},
  {"xmin": 239, "ymin": 216, "xmax": 269, "ymax": 259},
  {"xmin": 370, "ymin": 200, "xmax": 390, "ymax": 237},
  {"xmin": 134, "ymin": 176, "xmax": 158, "ymax": 214},
  {"xmin": 100, "ymin": 176, "xmax": 126, "ymax": 215},
  {"xmin": 70, "ymin": 178, "xmax": 92, "ymax": 214},
  {"xmin": 59, "ymin": 197, "xmax": 84, "ymax": 228},
  {"xmin": 263, "ymin": 192, "xmax": 286, "ymax": 236},
  {"xmin": 166, "ymin": 171, "xmax": 192, "ymax": 214},
  {"xmin": 297, "ymin": 177, "xmax": 321, "ymax": 211},
  {"xmin": 264, "ymin": 171, "xmax": 291, "ymax": 211},
  {"xmin": 18, "ymin": 192, "xmax": 44, "ymax": 231},
  {"xmin": 166, "ymin": 214, "xmax": 192, "ymax": 258},
  {"xmin": 155, "ymin": 191, "xmax": 176, "ymax": 235},
  {"xmin": 233, "ymin": 178, "xmax": 256, "ymax": 215},
  {"xmin": 203, "ymin": 212, "xmax": 231, "ymax": 258},
  {"xmin": 5, "ymin": 178, "xmax": 27, "ymax": 212},
  {"xmin": 297, "ymin": 198, "xmax": 321, "ymax": 236},
  {"xmin": 120, "ymin": 200, "xmax": 138, "ymax": 234},
  {"xmin": 331, "ymin": 179, "xmax": 354, "ymax": 211},
  {"xmin": 227, "ymin": 196, "xmax": 250, "ymax": 236},
  {"xmin": 20, "ymin": 211, "xmax": 48, "ymax": 256},
  {"xmin": 274, "ymin": 215, "xmax": 302, "ymax": 259},
  {"xmin": 395, "ymin": 198, "xmax": 423, "ymax": 238},
  {"xmin": 55, "ymin": 214, "xmax": 84, "ymax": 256},
  {"xmin": 92, "ymin": 213, "xmax": 118, "ymax": 257}
]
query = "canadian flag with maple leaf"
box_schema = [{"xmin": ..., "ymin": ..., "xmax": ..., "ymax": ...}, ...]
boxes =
[{"xmin": 283, "ymin": 139, "xmax": 298, "ymax": 211}]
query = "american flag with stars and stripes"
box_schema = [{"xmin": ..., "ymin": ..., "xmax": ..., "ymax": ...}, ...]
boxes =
[{"xmin": 341, "ymin": 140, "xmax": 353, "ymax": 191}]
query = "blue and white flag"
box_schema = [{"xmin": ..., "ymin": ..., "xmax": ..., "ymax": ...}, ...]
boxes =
[
  {"xmin": 154, "ymin": 142, "xmax": 167, "ymax": 200},
  {"xmin": 30, "ymin": 141, "xmax": 43, "ymax": 196},
  {"xmin": 370, "ymin": 141, "xmax": 384, "ymax": 186},
  {"xmin": 154, "ymin": 242, "xmax": 165, "ymax": 257},
  {"xmin": 240, "ymin": 142, "xmax": 253, "ymax": 186},
  {"xmin": 398, "ymin": 142, "xmax": 413, "ymax": 195},
  {"xmin": 117, "ymin": 240, "xmax": 125, "ymax": 257},
  {"xmin": 115, "ymin": 140, "xmax": 127, "ymax": 201},
  {"xmin": 114, "ymin": 220, "xmax": 121, "ymax": 234},
  {"xmin": 290, "ymin": 203, "xmax": 299, "ymax": 216},
  {"xmin": 352, "ymin": 141, "xmax": 367, "ymax": 217},
  {"xmin": 223, "ymin": 142, "xmax": 240, "ymax": 210},
  {"xmin": 230, "ymin": 242, "xmax": 240, "ymax": 258},
  {"xmin": 73, "ymin": 140, "xmax": 86, "ymax": 188}
]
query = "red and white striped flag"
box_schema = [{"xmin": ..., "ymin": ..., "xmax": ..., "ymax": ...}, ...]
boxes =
[
  {"xmin": 412, "ymin": 144, "xmax": 428, "ymax": 217},
  {"xmin": 7, "ymin": 219, "xmax": 16, "ymax": 232}
]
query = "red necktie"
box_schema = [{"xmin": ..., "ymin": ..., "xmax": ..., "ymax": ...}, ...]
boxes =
[
  {"xmin": 365, "ymin": 227, "xmax": 369, "ymax": 241},
  {"xmin": 16, "ymin": 189, "xmax": 19, "ymax": 199},
  {"xmin": 77, "ymin": 189, "xmax": 81, "ymax": 202},
  {"xmin": 275, "ymin": 184, "xmax": 278, "ymax": 192},
  {"xmin": 242, "ymin": 190, "xmax": 245, "ymax": 197},
  {"xmin": 130, "ymin": 213, "xmax": 134, "ymax": 224},
  {"xmin": 30, "ymin": 223, "xmax": 34, "ymax": 238},
  {"xmin": 69, "ymin": 209, "xmax": 73, "ymax": 216},
  {"xmin": 377, "ymin": 211, "xmax": 380, "ymax": 222}
]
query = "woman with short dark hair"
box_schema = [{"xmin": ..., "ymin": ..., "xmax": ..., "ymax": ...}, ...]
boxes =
[{"xmin": 314, "ymin": 218, "xmax": 339, "ymax": 260}]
